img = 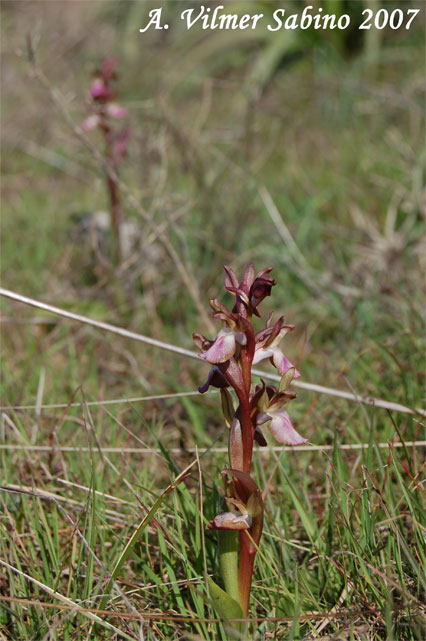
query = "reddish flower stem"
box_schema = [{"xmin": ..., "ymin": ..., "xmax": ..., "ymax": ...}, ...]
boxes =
[
  {"xmin": 225, "ymin": 342, "xmax": 257, "ymax": 609},
  {"xmin": 233, "ymin": 379, "xmax": 256, "ymax": 613},
  {"xmin": 238, "ymin": 340, "xmax": 254, "ymax": 474},
  {"xmin": 237, "ymin": 392, "xmax": 254, "ymax": 475},
  {"xmin": 100, "ymin": 118, "xmax": 122, "ymax": 264},
  {"xmin": 238, "ymin": 533, "xmax": 255, "ymax": 617},
  {"xmin": 106, "ymin": 171, "xmax": 122, "ymax": 264},
  {"xmin": 240, "ymin": 349, "xmax": 252, "ymax": 393}
]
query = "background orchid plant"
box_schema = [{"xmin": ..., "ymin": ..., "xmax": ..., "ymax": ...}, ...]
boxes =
[
  {"xmin": 194, "ymin": 262, "xmax": 308, "ymax": 631},
  {"xmin": 82, "ymin": 58, "xmax": 129, "ymax": 263}
]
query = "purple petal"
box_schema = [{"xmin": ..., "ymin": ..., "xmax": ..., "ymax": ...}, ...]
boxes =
[
  {"xmin": 239, "ymin": 262, "xmax": 255, "ymax": 295},
  {"xmin": 198, "ymin": 366, "xmax": 228, "ymax": 393},
  {"xmin": 199, "ymin": 330, "xmax": 236, "ymax": 364},
  {"xmin": 254, "ymin": 426, "xmax": 267, "ymax": 447},
  {"xmin": 209, "ymin": 299, "xmax": 238, "ymax": 326},
  {"xmin": 249, "ymin": 273, "xmax": 276, "ymax": 309},
  {"xmin": 223, "ymin": 264, "xmax": 239, "ymax": 291},
  {"xmin": 254, "ymin": 267, "xmax": 273, "ymax": 280},
  {"xmin": 269, "ymin": 410, "xmax": 307, "ymax": 445}
]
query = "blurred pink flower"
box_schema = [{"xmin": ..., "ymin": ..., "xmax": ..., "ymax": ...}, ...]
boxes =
[
  {"xmin": 81, "ymin": 114, "xmax": 101, "ymax": 132},
  {"xmin": 106, "ymin": 103, "xmax": 128, "ymax": 119}
]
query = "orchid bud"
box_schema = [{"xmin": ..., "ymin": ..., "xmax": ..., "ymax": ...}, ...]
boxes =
[
  {"xmin": 279, "ymin": 367, "xmax": 295, "ymax": 392},
  {"xmin": 90, "ymin": 75, "xmax": 107, "ymax": 100},
  {"xmin": 257, "ymin": 386, "xmax": 270, "ymax": 413},
  {"xmin": 250, "ymin": 269, "xmax": 275, "ymax": 310}
]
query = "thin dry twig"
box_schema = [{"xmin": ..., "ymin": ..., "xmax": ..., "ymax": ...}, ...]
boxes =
[
  {"xmin": 1, "ymin": 442, "xmax": 425, "ymax": 455},
  {"xmin": 0, "ymin": 390, "xmax": 206, "ymax": 410},
  {"xmin": 1, "ymin": 287, "xmax": 424, "ymax": 417},
  {"xmin": 0, "ymin": 595, "xmax": 407, "ymax": 624}
]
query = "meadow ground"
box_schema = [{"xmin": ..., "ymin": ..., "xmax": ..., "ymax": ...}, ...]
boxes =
[{"xmin": 0, "ymin": 2, "xmax": 425, "ymax": 639}]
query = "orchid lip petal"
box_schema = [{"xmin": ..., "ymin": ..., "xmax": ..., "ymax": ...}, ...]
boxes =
[
  {"xmin": 199, "ymin": 329, "xmax": 236, "ymax": 364},
  {"xmin": 207, "ymin": 511, "xmax": 252, "ymax": 530},
  {"xmin": 268, "ymin": 410, "xmax": 308, "ymax": 445},
  {"xmin": 254, "ymin": 345, "xmax": 301, "ymax": 377},
  {"xmin": 252, "ymin": 347, "xmax": 274, "ymax": 365}
]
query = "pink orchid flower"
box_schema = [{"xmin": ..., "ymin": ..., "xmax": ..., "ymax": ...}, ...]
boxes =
[
  {"xmin": 256, "ymin": 407, "xmax": 307, "ymax": 445},
  {"xmin": 199, "ymin": 327, "xmax": 247, "ymax": 364},
  {"xmin": 253, "ymin": 345, "xmax": 301, "ymax": 377},
  {"xmin": 106, "ymin": 103, "xmax": 128, "ymax": 119},
  {"xmin": 253, "ymin": 318, "xmax": 301, "ymax": 377},
  {"xmin": 207, "ymin": 497, "xmax": 252, "ymax": 531}
]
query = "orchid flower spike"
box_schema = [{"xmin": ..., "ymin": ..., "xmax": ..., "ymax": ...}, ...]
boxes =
[{"xmin": 194, "ymin": 262, "xmax": 307, "ymax": 622}]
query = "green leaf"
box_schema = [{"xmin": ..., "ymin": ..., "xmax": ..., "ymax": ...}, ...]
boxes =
[
  {"xmin": 218, "ymin": 530, "xmax": 239, "ymax": 605},
  {"xmin": 208, "ymin": 577, "xmax": 244, "ymax": 634}
]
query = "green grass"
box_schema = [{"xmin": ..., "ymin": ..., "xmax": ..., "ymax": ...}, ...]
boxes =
[
  {"xmin": 1, "ymin": 1, "xmax": 425, "ymax": 639},
  {"xmin": 0, "ymin": 408, "xmax": 424, "ymax": 639}
]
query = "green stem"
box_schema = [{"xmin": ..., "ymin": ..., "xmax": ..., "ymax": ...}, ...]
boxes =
[{"xmin": 218, "ymin": 530, "xmax": 240, "ymax": 605}]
